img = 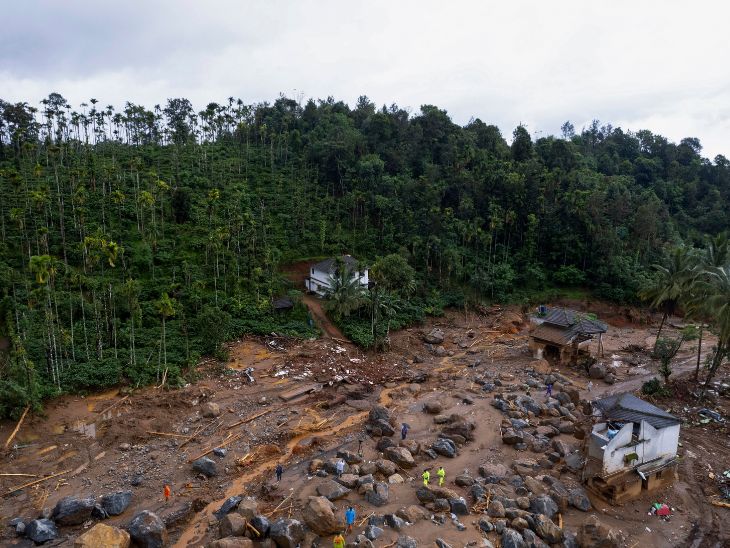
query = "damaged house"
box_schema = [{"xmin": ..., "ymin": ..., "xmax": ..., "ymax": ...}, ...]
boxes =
[
  {"xmin": 529, "ymin": 306, "xmax": 607, "ymax": 365},
  {"xmin": 583, "ymin": 393, "xmax": 681, "ymax": 504}
]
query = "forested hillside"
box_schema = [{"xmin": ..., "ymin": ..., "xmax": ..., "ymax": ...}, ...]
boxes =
[{"xmin": 1, "ymin": 93, "xmax": 728, "ymax": 416}]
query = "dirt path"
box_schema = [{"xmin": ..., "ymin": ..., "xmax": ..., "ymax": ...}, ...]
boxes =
[{"xmin": 301, "ymin": 293, "xmax": 347, "ymax": 340}]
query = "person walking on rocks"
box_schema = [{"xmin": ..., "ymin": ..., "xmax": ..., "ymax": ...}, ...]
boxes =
[
  {"xmin": 437, "ymin": 466, "xmax": 446, "ymax": 486},
  {"xmin": 336, "ymin": 459, "xmax": 345, "ymax": 477},
  {"xmin": 163, "ymin": 484, "xmax": 171, "ymax": 503},
  {"xmin": 275, "ymin": 463, "xmax": 283, "ymax": 482},
  {"xmin": 345, "ymin": 506, "xmax": 356, "ymax": 534},
  {"xmin": 422, "ymin": 469, "xmax": 430, "ymax": 486},
  {"xmin": 545, "ymin": 382, "xmax": 553, "ymax": 398},
  {"xmin": 401, "ymin": 423, "xmax": 410, "ymax": 440},
  {"xmin": 333, "ymin": 532, "xmax": 345, "ymax": 548}
]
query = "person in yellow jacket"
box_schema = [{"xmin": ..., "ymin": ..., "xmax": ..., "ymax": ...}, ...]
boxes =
[
  {"xmin": 333, "ymin": 532, "xmax": 345, "ymax": 548},
  {"xmin": 422, "ymin": 469, "xmax": 430, "ymax": 486},
  {"xmin": 437, "ymin": 466, "xmax": 446, "ymax": 486}
]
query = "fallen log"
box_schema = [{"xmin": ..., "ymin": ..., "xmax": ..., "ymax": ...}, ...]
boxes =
[
  {"xmin": 226, "ymin": 407, "xmax": 277, "ymax": 430},
  {"xmin": 710, "ymin": 499, "xmax": 730, "ymax": 509},
  {"xmin": 187, "ymin": 434, "xmax": 241, "ymax": 463},
  {"xmin": 96, "ymin": 395, "xmax": 130, "ymax": 416},
  {"xmin": 0, "ymin": 473, "xmax": 38, "ymax": 477},
  {"xmin": 4, "ymin": 406, "xmax": 30, "ymax": 448},
  {"xmin": 265, "ymin": 493, "xmax": 293, "ymax": 517},
  {"xmin": 3, "ymin": 469, "xmax": 71, "ymax": 496},
  {"xmin": 147, "ymin": 431, "xmax": 189, "ymax": 438}
]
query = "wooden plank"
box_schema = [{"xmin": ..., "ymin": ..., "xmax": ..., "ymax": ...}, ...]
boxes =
[
  {"xmin": 96, "ymin": 395, "xmax": 129, "ymax": 416},
  {"xmin": 3, "ymin": 470, "xmax": 71, "ymax": 497},
  {"xmin": 4, "ymin": 406, "xmax": 30, "ymax": 448},
  {"xmin": 279, "ymin": 383, "xmax": 321, "ymax": 402}
]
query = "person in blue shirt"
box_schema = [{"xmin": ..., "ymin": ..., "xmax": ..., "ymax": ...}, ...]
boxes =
[{"xmin": 345, "ymin": 506, "xmax": 356, "ymax": 534}]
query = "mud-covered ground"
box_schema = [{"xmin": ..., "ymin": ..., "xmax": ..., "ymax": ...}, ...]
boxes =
[{"xmin": 1, "ymin": 302, "xmax": 728, "ymax": 547}]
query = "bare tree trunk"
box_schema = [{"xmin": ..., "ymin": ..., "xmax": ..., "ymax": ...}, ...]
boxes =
[{"xmin": 694, "ymin": 324, "xmax": 703, "ymax": 382}]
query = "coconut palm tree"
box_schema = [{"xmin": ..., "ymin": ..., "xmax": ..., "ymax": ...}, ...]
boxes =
[
  {"xmin": 640, "ymin": 246, "xmax": 695, "ymax": 352},
  {"xmin": 323, "ymin": 259, "xmax": 366, "ymax": 322},
  {"xmin": 701, "ymin": 265, "xmax": 730, "ymax": 394}
]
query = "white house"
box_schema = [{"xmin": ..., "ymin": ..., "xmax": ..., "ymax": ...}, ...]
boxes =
[
  {"xmin": 584, "ymin": 393, "xmax": 680, "ymax": 503},
  {"xmin": 304, "ymin": 255, "xmax": 368, "ymax": 297}
]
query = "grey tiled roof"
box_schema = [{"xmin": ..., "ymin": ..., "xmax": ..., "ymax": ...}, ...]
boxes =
[
  {"xmin": 594, "ymin": 393, "xmax": 680, "ymax": 430},
  {"xmin": 541, "ymin": 307, "xmax": 607, "ymax": 334},
  {"xmin": 312, "ymin": 255, "xmax": 361, "ymax": 274}
]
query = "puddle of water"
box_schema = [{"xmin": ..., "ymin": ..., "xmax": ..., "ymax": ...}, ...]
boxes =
[
  {"xmin": 52, "ymin": 424, "xmax": 67, "ymax": 435},
  {"xmin": 72, "ymin": 420, "xmax": 96, "ymax": 438}
]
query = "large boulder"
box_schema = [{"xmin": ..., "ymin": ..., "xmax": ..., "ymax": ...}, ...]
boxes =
[
  {"xmin": 214, "ymin": 496, "xmax": 243, "ymax": 519},
  {"xmin": 432, "ymin": 438, "xmax": 456, "ymax": 457},
  {"xmin": 201, "ymin": 401, "xmax": 221, "ymax": 417},
  {"xmin": 249, "ymin": 515, "xmax": 270, "ymax": 538},
  {"xmin": 569, "ymin": 487, "xmax": 592, "ymax": 512},
  {"xmin": 487, "ymin": 500, "xmax": 505, "ymax": 518},
  {"xmin": 479, "ymin": 462, "xmax": 509, "ymax": 482},
  {"xmin": 316, "ymin": 480, "xmax": 351, "ymax": 501},
  {"xmin": 533, "ymin": 514, "xmax": 563, "ymax": 543},
  {"xmin": 369, "ymin": 405, "xmax": 391, "ymax": 424},
  {"xmin": 396, "ymin": 505, "xmax": 429, "ymax": 523},
  {"xmin": 336, "ymin": 473, "xmax": 360, "ymax": 489},
  {"xmin": 269, "ymin": 518, "xmax": 305, "ymax": 548},
  {"xmin": 365, "ymin": 525, "xmax": 384, "ymax": 540},
  {"xmin": 236, "ymin": 498, "xmax": 259, "ymax": 520},
  {"xmin": 128, "ymin": 510, "xmax": 168, "ymax": 548},
  {"xmin": 423, "ymin": 328, "xmax": 445, "ymax": 344},
  {"xmin": 448, "ymin": 497, "xmax": 469, "ymax": 515},
  {"xmin": 502, "ymin": 428, "xmax": 524, "ymax": 445},
  {"xmin": 302, "ymin": 497, "xmax": 343, "ymax": 536},
  {"xmin": 25, "ymin": 519, "xmax": 58, "ymax": 544},
  {"xmin": 220, "ymin": 514, "xmax": 247, "ymax": 537},
  {"xmin": 160, "ymin": 501, "xmax": 194, "ymax": 528},
  {"xmin": 529, "ymin": 495, "xmax": 558, "ymax": 519},
  {"xmin": 442, "ymin": 416, "xmax": 476, "ymax": 441},
  {"xmin": 74, "ymin": 523, "xmax": 130, "ymax": 548},
  {"xmin": 588, "ymin": 364, "xmax": 607, "ymax": 379},
  {"xmin": 385, "ymin": 447, "xmax": 415, "ymax": 468},
  {"xmin": 376, "ymin": 459, "xmax": 398, "ymax": 476},
  {"xmin": 397, "ymin": 536, "xmax": 419, "ymax": 548},
  {"xmin": 336, "ymin": 450, "xmax": 363, "ymax": 465},
  {"xmin": 192, "ymin": 456, "xmax": 217, "ymax": 477},
  {"xmin": 366, "ymin": 482, "xmax": 389, "ymax": 506},
  {"xmin": 577, "ymin": 515, "xmax": 621, "ymax": 547},
  {"xmin": 100, "ymin": 491, "xmax": 133, "ymax": 516},
  {"xmin": 52, "ymin": 496, "xmax": 96, "ymax": 526},
  {"xmin": 501, "ymin": 527, "xmax": 527, "ymax": 548}
]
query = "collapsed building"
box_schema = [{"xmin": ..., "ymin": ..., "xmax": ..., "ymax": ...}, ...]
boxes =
[
  {"xmin": 528, "ymin": 306, "xmax": 607, "ymax": 365},
  {"xmin": 583, "ymin": 393, "xmax": 680, "ymax": 504}
]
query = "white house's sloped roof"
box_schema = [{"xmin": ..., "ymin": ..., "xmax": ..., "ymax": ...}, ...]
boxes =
[
  {"xmin": 594, "ymin": 393, "xmax": 680, "ymax": 430},
  {"xmin": 312, "ymin": 255, "xmax": 361, "ymax": 274}
]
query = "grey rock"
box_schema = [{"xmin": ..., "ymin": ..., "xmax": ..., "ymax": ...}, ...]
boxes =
[
  {"xmin": 365, "ymin": 524, "xmax": 384, "ymax": 540},
  {"xmin": 449, "ymin": 497, "xmax": 469, "ymax": 515},
  {"xmin": 52, "ymin": 495, "xmax": 96, "ymax": 525},
  {"xmin": 529, "ymin": 495, "xmax": 558, "ymax": 519},
  {"xmin": 396, "ymin": 535, "xmax": 418, "ymax": 548},
  {"xmin": 568, "ymin": 488, "xmax": 592, "ymax": 512},
  {"xmin": 533, "ymin": 513, "xmax": 563, "ymax": 543},
  {"xmin": 435, "ymin": 539, "xmax": 452, "ymax": 548},
  {"xmin": 269, "ymin": 518, "xmax": 305, "ymax": 548},
  {"xmin": 214, "ymin": 496, "xmax": 242, "ymax": 519},
  {"xmin": 501, "ymin": 527, "xmax": 527, "ymax": 548},
  {"xmin": 336, "ymin": 450, "xmax": 363, "ymax": 465},
  {"xmin": 366, "ymin": 482, "xmax": 389, "ymax": 506},
  {"xmin": 192, "ymin": 456, "xmax": 217, "ymax": 477},
  {"xmin": 478, "ymin": 517, "xmax": 494, "ymax": 533},
  {"xmin": 25, "ymin": 519, "xmax": 57, "ymax": 544},
  {"xmin": 384, "ymin": 514, "xmax": 406, "ymax": 530},
  {"xmin": 316, "ymin": 480, "xmax": 351, "ymax": 501},
  {"xmin": 128, "ymin": 510, "xmax": 168, "ymax": 548},
  {"xmin": 432, "ymin": 438, "xmax": 456, "ymax": 458},
  {"xmin": 100, "ymin": 490, "xmax": 133, "ymax": 516},
  {"xmin": 250, "ymin": 515, "xmax": 270, "ymax": 537},
  {"xmin": 213, "ymin": 447, "xmax": 228, "ymax": 457}
]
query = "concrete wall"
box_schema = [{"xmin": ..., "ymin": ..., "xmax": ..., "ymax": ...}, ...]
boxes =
[
  {"xmin": 590, "ymin": 421, "xmax": 680, "ymax": 476},
  {"xmin": 306, "ymin": 266, "xmax": 368, "ymax": 296}
]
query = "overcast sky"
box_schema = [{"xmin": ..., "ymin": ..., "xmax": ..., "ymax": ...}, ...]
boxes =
[{"xmin": 2, "ymin": 1, "xmax": 729, "ymax": 158}]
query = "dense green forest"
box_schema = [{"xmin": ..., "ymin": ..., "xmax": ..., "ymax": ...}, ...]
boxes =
[{"xmin": 1, "ymin": 93, "xmax": 729, "ymax": 416}]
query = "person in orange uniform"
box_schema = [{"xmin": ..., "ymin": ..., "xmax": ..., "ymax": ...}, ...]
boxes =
[{"xmin": 163, "ymin": 484, "xmax": 171, "ymax": 502}]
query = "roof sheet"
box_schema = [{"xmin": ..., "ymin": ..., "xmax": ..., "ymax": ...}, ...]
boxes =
[
  {"xmin": 312, "ymin": 255, "xmax": 361, "ymax": 274},
  {"xmin": 537, "ymin": 307, "xmax": 608, "ymax": 334},
  {"xmin": 530, "ymin": 323, "xmax": 577, "ymax": 345},
  {"xmin": 594, "ymin": 393, "xmax": 680, "ymax": 430}
]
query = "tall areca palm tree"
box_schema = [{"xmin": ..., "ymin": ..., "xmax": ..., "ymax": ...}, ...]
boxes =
[
  {"xmin": 640, "ymin": 247, "xmax": 695, "ymax": 352},
  {"xmin": 155, "ymin": 292, "xmax": 176, "ymax": 383}
]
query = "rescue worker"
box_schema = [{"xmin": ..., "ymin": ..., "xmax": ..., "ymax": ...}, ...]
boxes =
[
  {"xmin": 333, "ymin": 532, "xmax": 345, "ymax": 548},
  {"xmin": 422, "ymin": 469, "xmax": 430, "ymax": 486},
  {"xmin": 401, "ymin": 423, "xmax": 410, "ymax": 440},
  {"xmin": 163, "ymin": 484, "xmax": 171, "ymax": 503},
  {"xmin": 275, "ymin": 463, "xmax": 283, "ymax": 482},
  {"xmin": 335, "ymin": 459, "xmax": 345, "ymax": 477},
  {"xmin": 437, "ymin": 466, "xmax": 446, "ymax": 486},
  {"xmin": 345, "ymin": 506, "xmax": 356, "ymax": 534}
]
